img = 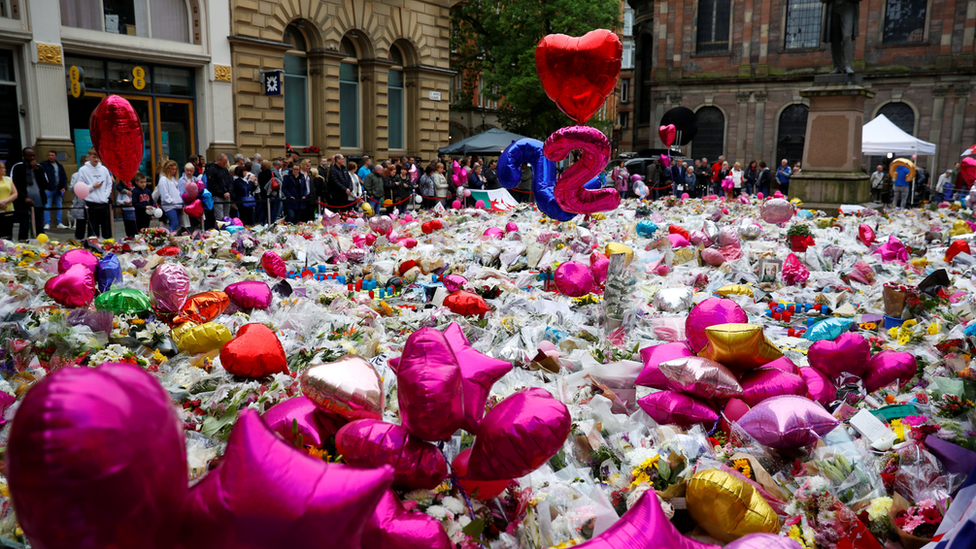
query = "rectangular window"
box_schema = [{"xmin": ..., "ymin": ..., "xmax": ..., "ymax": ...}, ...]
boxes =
[
  {"xmin": 60, "ymin": 0, "xmax": 101, "ymax": 30},
  {"xmin": 622, "ymin": 39, "xmax": 635, "ymax": 69},
  {"xmin": 618, "ymin": 111, "xmax": 629, "ymax": 129},
  {"xmin": 883, "ymin": 0, "xmax": 927, "ymax": 44},
  {"xmin": 107, "ymin": 61, "xmax": 151, "ymax": 92},
  {"xmin": 784, "ymin": 0, "xmax": 823, "ymax": 50},
  {"xmin": 388, "ymin": 69, "xmax": 404, "ymax": 150},
  {"xmin": 621, "ymin": 79, "xmax": 629, "ymax": 103},
  {"xmin": 477, "ymin": 76, "xmax": 485, "ymax": 109},
  {"xmin": 696, "ymin": 0, "xmax": 731, "ymax": 54},
  {"xmin": 103, "ymin": 0, "xmax": 137, "ymax": 35},
  {"xmin": 623, "ymin": 8, "xmax": 634, "ymax": 37},
  {"xmin": 154, "ymin": 66, "xmax": 193, "ymax": 96},
  {"xmin": 284, "ymin": 54, "xmax": 309, "ymax": 147},
  {"xmin": 339, "ymin": 62, "xmax": 360, "ymax": 149}
]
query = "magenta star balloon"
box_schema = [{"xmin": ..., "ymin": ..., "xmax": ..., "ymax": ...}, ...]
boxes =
[
  {"xmin": 443, "ymin": 322, "xmax": 513, "ymax": 432},
  {"xmin": 739, "ymin": 367, "xmax": 808, "ymax": 407},
  {"xmin": 574, "ymin": 492, "xmax": 720, "ymax": 549},
  {"xmin": 336, "ymin": 419, "xmax": 448, "ymax": 490},
  {"xmin": 467, "ymin": 388, "xmax": 571, "ymax": 481},
  {"xmin": 180, "ymin": 410, "xmax": 393, "ymax": 549},
  {"xmin": 8, "ymin": 363, "xmax": 187, "ymax": 549},
  {"xmin": 636, "ymin": 341, "xmax": 695, "ymax": 389},
  {"xmin": 361, "ymin": 490, "xmax": 453, "ymax": 549},
  {"xmin": 737, "ymin": 395, "xmax": 838, "ymax": 448},
  {"xmin": 261, "ymin": 396, "xmax": 344, "ymax": 448},
  {"xmin": 396, "ymin": 327, "xmax": 465, "ymax": 442}
]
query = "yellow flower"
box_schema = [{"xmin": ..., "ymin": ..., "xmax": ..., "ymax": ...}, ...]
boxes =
[
  {"xmin": 902, "ymin": 319, "xmax": 917, "ymax": 328},
  {"xmin": 307, "ymin": 447, "xmax": 329, "ymax": 460},
  {"xmin": 434, "ymin": 482, "xmax": 452, "ymax": 494},
  {"xmin": 732, "ymin": 458, "xmax": 752, "ymax": 478},
  {"xmin": 927, "ymin": 322, "xmax": 941, "ymax": 336},
  {"xmin": 0, "ymin": 484, "xmax": 8, "ymax": 497},
  {"xmin": 130, "ymin": 318, "xmax": 145, "ymax": 325},
  {"xmin": 898, "ymin": 335, "xmax": 910, "ymax": 345},
  {"xmin": 788, "ymin": 525, "xmax": 814, "ymax": 549},
  {"xmin": 860, "ymin": 322, "xmax": 877, "ymax": 331},
  {"xmin": 630, "ymin": 455, "xmax": 661, "ymax": 489},
  {"xmin": 867, "ymin": 496, "xmax": 893, "ymax": 522},
  {"xmin": 887, "ymin": 327, "xmax": 899, "ymax": 338}
]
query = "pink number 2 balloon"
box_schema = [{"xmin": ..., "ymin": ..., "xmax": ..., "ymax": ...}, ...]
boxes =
[{"xmin": 543, "ymin": 126, "xmax": 620, "ymax": 215}]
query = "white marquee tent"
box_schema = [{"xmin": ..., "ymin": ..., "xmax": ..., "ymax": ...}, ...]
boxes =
[{"xmin": 861, "ymin": 114, "xmax": 936, "ymax": 156}]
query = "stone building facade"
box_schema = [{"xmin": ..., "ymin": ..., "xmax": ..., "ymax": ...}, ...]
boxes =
[
  {"xmin": 230, "ymin": 0, "xmax": 454, "ymax": 163},
  {"xmin": 628, "ymin": 0, "xmax": 976, "ymax": 174}
]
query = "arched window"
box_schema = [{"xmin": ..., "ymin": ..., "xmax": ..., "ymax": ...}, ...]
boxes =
[
  {"xmin": 283, "ymin": 23, "xmax": 309, "ymax": 147},
  {"xmin": 776, "ymin": 104, "xmax": 808, "ymax": 167},
  {"xmin": 694, "ymin": 106, "xmax": 725, "ymax": 160},
  {"xmin": 877, "ymin": 102, "xmax": 915, "ymax": 135},
  {"xmin": 340, "ymin": 35, "xmax": 361, "ymax": 149},
  {"xmin": 388, "ymin": 45, "xmax": 405, "ymax": 151}
]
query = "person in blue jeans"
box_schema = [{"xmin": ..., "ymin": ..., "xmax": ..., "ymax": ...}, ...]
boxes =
[
  {"xmin": 40, "ymin": 151, "xmax": 67, "ymax": 229},
  {"xmin": 892, "ymin": 165, "xmax": 911, "ymax": 209},
  {"xmin": 776, "ymin": 159, "xmax": 792, "ymax": 195}
]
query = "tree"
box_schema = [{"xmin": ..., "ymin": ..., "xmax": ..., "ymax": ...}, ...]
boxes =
[{"xmin": 451, "ymin": 0, "xmax": 620, "ymax": 140}]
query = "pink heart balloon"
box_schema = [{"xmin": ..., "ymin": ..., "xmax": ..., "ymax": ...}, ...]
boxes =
[
  {"xmin": 863, "ymin": 350, "xmax": 917, "ymax": 392},
  {"xmin": 808, "ymin": 332, "xmax": 871, "ymax": 380},
  {"xmin": 636, "ymin": 341, "xmax": 695, "ymax": 389},
  {"xmin": 726, "ymin": 534, "xmax": 803, "ymax": 549},
  {"xmin": 701, "ymin": 247, "xmax": 726, "ymax": 266},
  {"xmin": 185, "ymin": 181, "xmax": 199, "ymax": 199},
  {"xmin": 505, "ymin": 222, "xmax": 519, "ymax": 233},
  {"xmin": 574, "ymin": 491, "xmax": 720, "ymax": 549},
  {"xmin": 799, "ymin": 366, "xmax": 837, "ymax": 406},
  {"xmin": 185, "ymin": 198, "xmax": 204, "ymax": 218},
  {"xmin": 658, "ymin": 124, "xmax": 677, "ymax": 148},
  {"xmin": 361, "ymin": 491, "xmax": 453, "ymax": 549},
  {"xmin": 443, "ymin": 323, "xmax": 513, "ymax": 432},
  {"xmin": 8, "ymin": 363, "xmax": 186, "ymax": 549},
  {"xmin": 441, "ymin": 274, "xmax": 468, "ymax": 293},
  {"xmin": 58, "ymin": 248, "xmax": 99, "ymax": 274},
  {"xmin": 554, "ymin": 260, "xmax": 595, "ymax": 297},
  {"xmin": 669, "ymin": 233, "xmax": 691, "ymax": 248},
  {"xmin": 336, "ymin": 419, "xmax": 448, "ymax": 491},
  {"xmin": 638, "ymin": 390, "xmax": 718, "ymax": 428},
  {"xmin": 261, "ymin": 251, "xmax": 287, "ymax": 278},
  {"xmin": 89, "ymin": 95, "xmax": 144, "ymax": 183},
  {"xmin": 44, "ymin": 263, "xmax": 96, "ymax": 308},
  {"xmin": 149, "ymin": 262, "xmax": 190, "ymax": 313},
  {"xmin": 396, "ymin": 328, "xmax": 465, "ymax": 442},
  {"xmin": 658, "ymin": 356, "xmax": 743, "ymax": 400},
  {"xmin": 739, "ymin": 367, "xmax": 808, "ymax": 407},
  {"xmin": 261, "ymin": 396, "xmax": 343, "ymax": 448},
  {"xmin": 467, "ymin": 388, "xmax": 571, "ymax": 481},
  {"xmin": 180, "ymin": 410, "xmax": 393, "ymax": 549},
  {"xmin": 737, "ymin": 395, "xmax": 838, "ymax": 448},
  {"xmin": 225, "ymin": 280, "xmax": 273, "ymax": 309},
  {"xmin": 763, "ymin": 356, "xmax": 800, "ymax": 375},
  {"xmin": 589, "ymin": 252, "xmax": 609, "ymax": 286},
  {"xmin": 484, "ymin": 227, "xmax": 505, "ymax": 239},
  {"xmin": 686, "ymin": 298, "xmax": 748, "ymax": 353}
]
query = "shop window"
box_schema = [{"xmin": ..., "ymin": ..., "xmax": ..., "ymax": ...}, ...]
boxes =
[
  {"xmin": 696, "ymin": 0, "xmax": 731, "ymax": 54},
  {"xmin": 65, "ymin": 57, "xmax": 107, "ymax": 89},
  {"xmin": 340, "ymin": 63, "xmax": 359, "ymax": 149},
  {"xmin": 107, "ymin": 61, "xmax": 151, "ymax": 93},
  {"xmin": 154, "ymin": 66, "xmax": 192, "ymax": 96},
  {"xmin": 877, "ymin": 102, "xmax": 915, "ymax": 135},
  {"xmin": 883, "ymin": 0, "xmax": 927, "ymax": 44},
  {"xmin": 693, "ymin": 106, "xmax": 725, "ymax": 160},
  {"xmin": 776, "ymin": 104, "xmax": 808, "ymax": 167},
  {"xmin": 388, "ymin": 46, "xmax": 405, "ymax": 150},
  {"xmin": 151, "ymin": 0, "xmax": 190, "ymax": 43},
  {"xmin": 784, "ymin": 0, "xmax": 822, "ymax": 50},
  {"xmin": 102, "ymin": 0, "xmax": 137, "ymax": 35}
]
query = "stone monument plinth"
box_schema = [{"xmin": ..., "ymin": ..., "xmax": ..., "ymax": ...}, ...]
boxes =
[{"xmin": 790, "ymin": 77, "xmax": 875, "ymax": 211}]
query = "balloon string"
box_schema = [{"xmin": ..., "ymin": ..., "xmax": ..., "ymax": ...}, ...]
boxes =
[{"xmin": 707, "ymin": 401, "xmax": 728, "ymax": 437}]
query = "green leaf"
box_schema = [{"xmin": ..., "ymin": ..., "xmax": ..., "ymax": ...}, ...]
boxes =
[
  {"xmin": 462, "ymin": 516, "xmax": 485, "ymax": 538},
  {"xmin": 656, "ymin": 460, "xmax": 671, "ymax": 481},
  {"xmin": 201, "ymin": 408, "xmax": 238, "ymax": 438}
]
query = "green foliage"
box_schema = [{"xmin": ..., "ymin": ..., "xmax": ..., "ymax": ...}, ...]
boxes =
[{"xmin": 451, "ymin": 0, "xmax": 620, "ymax": 139}]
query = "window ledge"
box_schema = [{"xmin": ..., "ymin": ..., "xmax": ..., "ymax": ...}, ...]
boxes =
[
  {"xmin": 777, "ymin": 47, "xmax": 826, "ymax": 54},
  {"xmin": 877, "ymin": 41, "xmax": 931, "ymax": 49},
  {"xmin": 691, "ymin": 52, "xmax": 733, "ymax": 58}
]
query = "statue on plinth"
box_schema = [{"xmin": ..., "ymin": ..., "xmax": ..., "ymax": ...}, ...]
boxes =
[{"xmin": 821, "ymin": 0, "xmax": 862, "ymax": 74}]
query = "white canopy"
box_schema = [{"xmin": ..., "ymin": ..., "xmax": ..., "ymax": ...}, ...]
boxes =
[{"xmin": 862, "ymin": 114, "xmax": 936, "ymax": 156}]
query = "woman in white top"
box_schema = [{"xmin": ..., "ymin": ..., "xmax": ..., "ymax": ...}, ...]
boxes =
[
  {"xmin": 156, "ymin": 160, "xmax": 182, "ymax": 233},
  {"xmin": 177, "ymin": 162, "xmax": 199, "ymax": 229},
  {"xmin": 731, "ymin": 162, "xmax": 744, "ymax": 197},
  {"xmin": 432, "ymin": 162, "xmax": 449, "ymax": 206}
]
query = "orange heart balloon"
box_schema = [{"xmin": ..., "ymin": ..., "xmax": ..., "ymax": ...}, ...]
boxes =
[
  {"xmin": 220, "ymin": 323, "xmax": 288, "ymax": 378},
  {"xmin": 176, "ymin": 291, "xmax": 230, "ymax": 324},
  {"xmin": 535, "ymin": 29, "xmax": 622, "ymax": 125}
]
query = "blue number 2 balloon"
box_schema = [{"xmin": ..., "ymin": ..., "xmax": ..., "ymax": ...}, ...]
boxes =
[{"xmin": 497, "ymin": 138, "xmax": 574, "ymax": 222}]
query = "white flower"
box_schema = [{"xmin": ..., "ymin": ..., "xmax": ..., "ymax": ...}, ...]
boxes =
[
  {"xmin": 625, "ymin": 447, "xmax": 659, "ymax": 468},
  {"xmin": 441, "ymin": 496, "xmax": 465, "ymax": 516},
  {"xmin": 805, "ymin": 476, "xmax": 829, "ymax": 493},
  {"xmin": 402, "ymin": 490, "xmax": 433, "ymax": 505},
  {"xmin": 458, "ymin": 515, "xmax": 472, "ymax": 527},
  {"xmin": 425, "ymin": 505, "xmax": 448, "ymax": 520}
]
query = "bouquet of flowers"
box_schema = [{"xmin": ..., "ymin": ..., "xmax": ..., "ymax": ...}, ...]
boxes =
[
  {"xmin": 786, "ymin": 476, "xmax": 882, "ymax": 549},
  {"xmin": 889, "ymin": 493, "xmax": 945, "ymax": 549}
]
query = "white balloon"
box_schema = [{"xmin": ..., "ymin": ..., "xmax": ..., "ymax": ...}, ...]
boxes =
[
  {"xmin": 153, "ymin": 208, "xmax": 163, "ymax": 219},
  {"xmin": 415, "ymin": 195, "xmax": 423, "ymax": 204}
]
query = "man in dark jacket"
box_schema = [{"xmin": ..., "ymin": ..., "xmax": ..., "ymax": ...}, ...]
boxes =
[
  {"xmin": 328, "ymin": 154, "xmax": 353, "ymax": 208},
  {"xmin": 695, "ymin": 158, "xmax": 712, "ymax": 197},
  {"xmin": 362, "ymin": 162, "xmax": 387, "ymax": 215},
  {"xmin": 11, "ymin": 147, "xmax": 49, "ymax": 240},
  {"xmin": 484, "ymin": 160, "xmax": 500, "ymax": 190},
  {"xmin": 40, "ymin": 150, "xmax": 67, "ymax": 229},
  {"xmin": 204, "ymin": 154, "xmax": 234, "ymax": 221}
]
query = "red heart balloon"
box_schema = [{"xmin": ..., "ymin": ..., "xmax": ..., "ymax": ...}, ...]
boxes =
[
  {"xmin": 962, "ymin": 157, "xmax": 976, "ymax": 185},
  {"xmin": 429, "ymin": 219, "xmax": 443, "ymax": 230},
  {"xmin": 89, "ymin": 95, "xmax": 144, "ymax": 183},
  {"xmin": 451, "ymin": 448, "xmax": 509, "ymax": 500},
  {"xmin": 535, "ymin": 29, "xmax": 622, "ymax": 125},
  {"xmin": 220, "ymin": 323, "xmax": 288, "ymax": 378},
  {"xmin": 157, "ymin": 246, "xmax": 180, "ymax": 257},
  {"xmin": 659, "ymin": 124, "xmax": 677, "ymax": 147},
  {"xmin": 946, "ymin": 239, "xmax": 971, "ymax": 262},
  {"xmin": 185, "ymin": 199, "xmax": 204, "ymax": 218},
  {"xmin": 443, "ymin": 290, "xmax": 490, "ymax": 316},
  {"xmin": 44, "ymin": 263, "xmax": 96, "ymax": 308},
  {"xmin": 857, "ymin": 224, "xmax": 876, "ymax": 246},
  {"xmin": 261, "ymin": 251, "xmax": 287, "ymax": 278}
]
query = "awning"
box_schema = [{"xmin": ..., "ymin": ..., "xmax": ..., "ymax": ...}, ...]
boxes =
[{"xmin": 862, "ymin": 114, "xmax": 936, "ymax": 156}]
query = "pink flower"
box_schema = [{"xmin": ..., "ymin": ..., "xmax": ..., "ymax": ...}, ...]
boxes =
[{"xmin": 902, "ymin": 415, "xmax": 929, "ymax": 426}]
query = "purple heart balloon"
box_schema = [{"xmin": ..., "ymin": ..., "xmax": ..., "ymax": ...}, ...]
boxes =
[
  {"xmin": 799, "ymin": 367, "xmax": 837, "ymax": 406},
  {"xmin": 738, "ymin": 395, "xmax": 839, "ymax": 448},
  {"xmin": 225, "ymin": 280, "xmax": 273, "ymax": 309},
  {"xmin": 638, "ymin": 390, "xmax": 718, "ymax": 428},
  {"xmin": 361, "ymin": 491, "xmax": 453, "ymax": 549},
  {"xmin": 336, "ymin": 419, "xmax": 448, "ymax": 491},
  {"xmin": 150, "ymin": 262, "xmax": 190, "ymax": 313},
  {"xmin": 636, "ymin": 341, "xmax": 695, "ymax": 389},
  {"xmin": 8, "ymin": 363, "xmax": 187, "ymax": 549},
  {"xmin": 261, "ymin": 396, "xmax": 344, "ymax": 448},
  {"xmin": 180, "ymin": 410, "xmax": 393, "ymax": 549},
  {"xmin": 739, "ymin": 367, "xmax": 808, "ymax": 407},
  {"xmin": 658, "ymin": 356, "xmax": 743, "ymax": 400},
  {"xmin": 44, "ymin": 263, "xmax": 96, "ymax": 308},
  {"xmin": 467, "ymin": 388, "xmax": 571, "ymax": 481},
  {"xmin": 443, "ymin": 322, "xmax": 512, "ymax": 432},
  {"xmin": 396, "ymin": 327, "xmax": 465, "ymax": 442},
  {"xmin": 863, "ymin": 350, "xmax": 917, "ymax": 392},
  {"xmin": 685, "ymin": 298, "xmax": 748, "ymax": 353},
  {"xmin": 808, "ymin": 332, "xmax": 871, "ymax": 380},
  {"xmin": 58, "ymin": 247, "xmax": 99, "ymax": 274},
  {"xmin": 573, "ymin": 492, "xmax": 720, "ymax": 549}
]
